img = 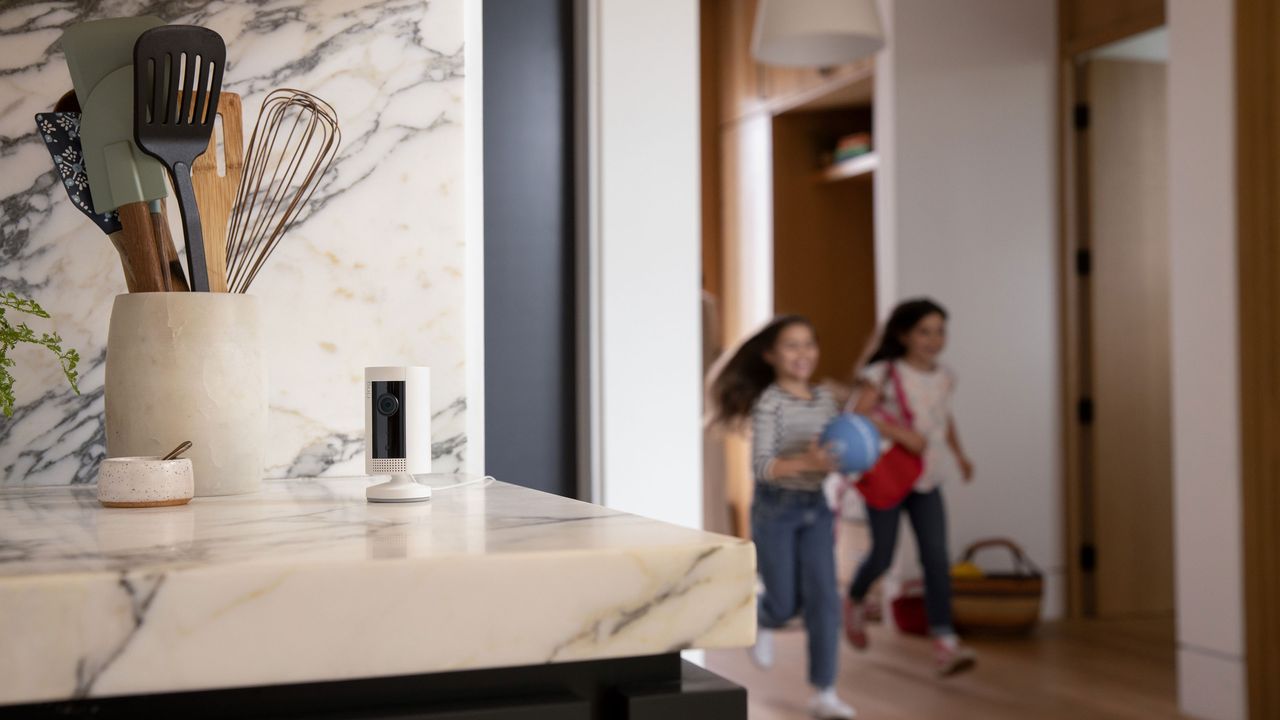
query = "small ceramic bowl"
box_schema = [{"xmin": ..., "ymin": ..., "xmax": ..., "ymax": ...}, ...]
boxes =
[{"xmin": 97, "ymin": 456, "xmax": 195, "ymax": 508}]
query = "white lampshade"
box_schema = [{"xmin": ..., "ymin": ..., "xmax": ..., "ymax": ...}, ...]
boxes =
[{"xmin": 752, "ymin": 0, "xmax": 885, "ymax": 67}]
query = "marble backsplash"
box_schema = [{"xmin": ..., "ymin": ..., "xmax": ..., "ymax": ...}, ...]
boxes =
[{"xmin": 0, "ymin": 0, "xmax": 469, "ymax": 485}]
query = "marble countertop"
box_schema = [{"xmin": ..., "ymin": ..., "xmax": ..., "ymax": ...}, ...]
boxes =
[{"xmin": 0, "ymin": 478, "xmax": 756, "ymax": 706}]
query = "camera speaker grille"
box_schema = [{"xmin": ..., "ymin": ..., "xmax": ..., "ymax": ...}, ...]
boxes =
[{"xmin": 371, "ymin": 458, "xmax": 407, "ymax": 474}]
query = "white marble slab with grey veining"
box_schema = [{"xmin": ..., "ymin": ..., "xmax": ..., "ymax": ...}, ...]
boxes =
[
  {"xmin": 0, "ymin": 0, "xmax": 471, "ymax": 487},
  {"xmin": 0, "ymin": 477, "xmax": 757, "ymax": 706}
]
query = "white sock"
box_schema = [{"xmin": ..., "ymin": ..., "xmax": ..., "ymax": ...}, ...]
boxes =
[
  {"xmin": 750, "ymin": 627, "xmax": 775, "ymax": 669},
  {"xmin": 935, "ymin": 633, "xmax": 959, "ymax": 650}
]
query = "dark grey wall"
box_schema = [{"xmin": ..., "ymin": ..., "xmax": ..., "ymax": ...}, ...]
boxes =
[{"xmin": 482, "ymin": 0, "xmax": 577, "ymax": 497}]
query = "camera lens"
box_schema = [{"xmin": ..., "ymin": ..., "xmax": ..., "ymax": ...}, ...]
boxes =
[{"xmin": 376, "ymin": 393, "xmax": 399, "ymax": 416}]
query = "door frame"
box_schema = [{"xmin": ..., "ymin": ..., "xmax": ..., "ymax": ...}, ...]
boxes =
[
  {"xmin": 1236, "ymin": 0, "xmax": 1280, "ymax": 714},
  {"xmin": 1056, "ymin": 16, "xmax": 1166, "ymax": 620},
  {"xmin": 483, "ymin": 0, "xmax": 579, "ymax": 497}
]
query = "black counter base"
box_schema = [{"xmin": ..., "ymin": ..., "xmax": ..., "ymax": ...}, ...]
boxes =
[{"xmin": 2, "ymin": 654, "xmax": 745, "ymax": 720}]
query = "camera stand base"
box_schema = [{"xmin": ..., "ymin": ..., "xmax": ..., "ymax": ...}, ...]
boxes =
[{"xmin": 366, "ymin": 473, "xmax": 433, "ymax": 503}]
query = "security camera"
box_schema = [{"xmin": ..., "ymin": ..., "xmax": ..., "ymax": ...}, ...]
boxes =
[{"xmin": 365, "ymin": 366, "xmax": 432, "ymax": 502}]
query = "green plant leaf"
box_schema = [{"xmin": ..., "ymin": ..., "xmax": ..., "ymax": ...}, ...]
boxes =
[{"xmin": 0, "ymin": 293, "xmax": 81, "ymax": 418}]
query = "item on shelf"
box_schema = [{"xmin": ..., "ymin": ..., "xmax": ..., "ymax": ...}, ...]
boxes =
[
  {"xmin": 133, "ymin": 24, "xmax": 227, "ymax": 292},
  {"xmin": 191, "ymin": 92, "xmax": 246, "ymax": 293},
  {"xmin": 833, "ymin": 131, "xmax": 872, "ymax": 162},
  {"xmin": 225, "ymin": 89, "xmax": 341, "ymax": 293},
  {"xmin": 951, "ymin": 537, "xmax": 1044, "ymax": 634},
  {"xmin": 97, "ymin": 454, "xmax": 194, "ymax": 508}
]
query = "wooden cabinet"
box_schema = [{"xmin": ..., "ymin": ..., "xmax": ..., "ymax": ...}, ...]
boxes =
[
  {"xmin": 1060, "ymin": 0, "xmax": 1164, "ymax": 55},
  {"xmin": 717, "ymin": 0, "xmax": 767, "ymax": 124},
  {"xmin": 771, "ymin": 109, "xmax": 877, "ymax": 384}
]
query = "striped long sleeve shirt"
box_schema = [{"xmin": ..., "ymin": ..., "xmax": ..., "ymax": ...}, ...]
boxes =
[{"xmin": 751, "ymin": 383, "xmax": 838, "ymax": 492}]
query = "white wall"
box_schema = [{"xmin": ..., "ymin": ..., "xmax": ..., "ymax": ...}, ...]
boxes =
[
  {"xmin": 878, "ymin": 0, "xmax": 1063, "ymax": 617},
  {"xmin": 1167, "ymin": 1, "xmax": 1246, "ymax": 717},
  {"xmin": 589, "ymin": 0, "xmax": 703, "ymax": 529}
]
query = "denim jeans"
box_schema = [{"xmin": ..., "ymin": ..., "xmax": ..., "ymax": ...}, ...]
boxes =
[
  {"xmin": 848, "ymin": 487, "xmax": 955, "ymax": 636},
  {"xmin": 752, "ymin": 484, "xmax": 839, "ymax": 688}
]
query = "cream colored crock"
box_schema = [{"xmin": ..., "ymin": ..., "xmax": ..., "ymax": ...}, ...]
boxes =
[{"xmin": 105, "ymin": 293, "xmax": 267, "ymax": 496}]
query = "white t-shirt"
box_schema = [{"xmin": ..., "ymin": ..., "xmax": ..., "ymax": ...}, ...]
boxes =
[{"xmin": 860, "ymin": 360, "xmax": 959, "ymax": 493}]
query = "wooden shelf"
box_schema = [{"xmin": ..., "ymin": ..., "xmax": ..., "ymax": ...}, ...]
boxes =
[{"xmin": 817, "ymin": 152, "xmax": 878, "ymax": 183}]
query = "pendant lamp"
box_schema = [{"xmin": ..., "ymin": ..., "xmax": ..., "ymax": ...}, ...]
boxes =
[{"xmin": 752, "ymin": 0, "xmax": 885, "ymax": 67}]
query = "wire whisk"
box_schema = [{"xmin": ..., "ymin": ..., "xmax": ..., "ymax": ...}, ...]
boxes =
[{"xmin": 225, "ymin": 89, "xmax": 341, "ymax": 293}]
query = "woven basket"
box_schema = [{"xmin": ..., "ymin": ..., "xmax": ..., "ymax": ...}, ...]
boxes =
[{"xmin": 951, "ymin": 538, "xmax": 1043, "ymax": 634}]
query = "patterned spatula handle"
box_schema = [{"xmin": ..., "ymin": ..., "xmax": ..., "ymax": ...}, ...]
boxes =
[{"xmin": 34, "ymin": 112, "xmax": 122, "ymax": 235}]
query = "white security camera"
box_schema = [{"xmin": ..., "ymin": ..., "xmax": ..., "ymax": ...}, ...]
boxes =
[{"xmin": 364, "ymin": 366, "xmax": 432, "ymax": 502}]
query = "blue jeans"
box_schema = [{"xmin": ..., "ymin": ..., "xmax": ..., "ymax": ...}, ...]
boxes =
[
  {"xmin": 848, "ymin": 487, "xmax": 955, "ymax": 636},
  {"xmin": 752, "ymin": 484, "xmax": 839, "ymax": 688}
]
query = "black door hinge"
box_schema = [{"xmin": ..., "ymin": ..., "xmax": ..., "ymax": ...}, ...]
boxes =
[
  {"xmin": 1074, "ymin": 103, "xmax": 1090, "ymax": 130},
  {"xmin": 1078, "ymin": 397, "xmax": 1095, "ymax": 425},
  {"xmin": 1080, "ymin": 543, "xmax": 1097, "ymax": 572},
  {"xmin": 1076, "ymin": 248, "xmax": 1092, "ymax": 277}
]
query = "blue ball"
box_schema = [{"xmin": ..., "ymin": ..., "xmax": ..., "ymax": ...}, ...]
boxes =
[{"xmin": 820, "ymin": 413, "xmax": 883, "ymax": 473}]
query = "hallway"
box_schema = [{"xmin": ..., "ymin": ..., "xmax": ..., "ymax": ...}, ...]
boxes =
[{"xmin": 705, "ymin": 617, "xmax": 1182, "ymax": 719}]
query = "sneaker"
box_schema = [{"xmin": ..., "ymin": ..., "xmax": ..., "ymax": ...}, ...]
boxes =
[
  {"xmin": 748, "ymin": 627, "xmax": 774, "ymax": 670},
  {"xmin": 934, "ymin": 636, "xmax": 977, "ymax": 677},
  {"xmin": 843, "ymin": 597, "xmax": 869, "ymax": 650},
  {"xmin": 809, "ymin": 687, "xmax": 857, "ymax": 719}
]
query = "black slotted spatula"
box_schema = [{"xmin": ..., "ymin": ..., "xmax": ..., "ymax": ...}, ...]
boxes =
[{"xmin": 133, "ymin": 26, "xmax": 226, "ymax": 293}]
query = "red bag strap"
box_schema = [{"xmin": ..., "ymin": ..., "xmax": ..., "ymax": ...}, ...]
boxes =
[{"xmin": 887, "ymin": 362, "xmax": 914, "ymax": 426}]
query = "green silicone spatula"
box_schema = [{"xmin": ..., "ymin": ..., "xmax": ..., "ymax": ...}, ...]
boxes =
[
  {"xmin": 61, "ymin": 16, "xmax": 168, "ymax": 214},
  {"xmin": 61, "ymin": 17, "xmax": 164, "ymax": 102}
]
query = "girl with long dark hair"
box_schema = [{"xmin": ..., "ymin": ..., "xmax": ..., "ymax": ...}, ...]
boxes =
[
  {"xmin": 710, "ymin": 315, "xmax": 855, "ymax": 720},
  {"xmin": 844, "ymin": 298, "xmax": 977, "ymax": 676}
]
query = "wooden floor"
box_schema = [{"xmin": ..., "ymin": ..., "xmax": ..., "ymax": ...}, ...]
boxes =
[
  {"xmin": 705, "ymin": 616, "xmax": 1184, "ymax": 720},
  {"xmin": 708, "ymin": 512, "xmax": 1185, "ymax": 719}
]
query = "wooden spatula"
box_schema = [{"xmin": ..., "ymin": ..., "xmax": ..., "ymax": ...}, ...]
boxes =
[{"xmin": 191, "ymin": 92, "xmax": 244, "ymax": 293}]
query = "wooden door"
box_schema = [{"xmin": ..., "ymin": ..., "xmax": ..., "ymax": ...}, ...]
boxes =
[
  {"xmin": 1086, "ymin": 59, "xmax": 1174, "ymax": 617},
  {"xmin": 1239, "ymin": 1, "xmax": 1280, "ymax": 714}
]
